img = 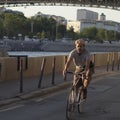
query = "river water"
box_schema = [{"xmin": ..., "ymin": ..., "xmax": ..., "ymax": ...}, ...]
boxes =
[
  {"xmin": 8, "ymin": 51, "xmax": 107, "ymax": 58},
  {"xmin": 8, "ymin": 51, "xmax": 69, "ymax": 57}
]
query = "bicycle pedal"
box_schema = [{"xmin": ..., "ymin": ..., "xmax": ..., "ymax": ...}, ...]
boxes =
[
  {"xmin": 80, "ymin": 101, "xmax": 86, "ymax": 112},
  {"xmin": 80, "ymin": 99, "xmax": 86, "ymax": 103}
]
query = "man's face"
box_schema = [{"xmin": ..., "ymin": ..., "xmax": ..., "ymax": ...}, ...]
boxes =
[{"xmin": 76, "ymin": 43, "xmax": 85, "ymax": 54}]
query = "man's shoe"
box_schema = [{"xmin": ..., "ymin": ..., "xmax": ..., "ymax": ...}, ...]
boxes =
[{"xmin": 80, "ymin": 99, "xmax": 86, "ymax": 112}]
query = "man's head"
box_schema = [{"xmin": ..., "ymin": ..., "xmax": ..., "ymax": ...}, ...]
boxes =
[{"xmin": 75, "ymin": 39, "xmax": 85, "ymax": 54}]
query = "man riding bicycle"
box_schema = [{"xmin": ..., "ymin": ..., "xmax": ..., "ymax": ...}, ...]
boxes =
[{"xmin": 63, "ymin": 39, "xmax": 93, "ymax": 101}]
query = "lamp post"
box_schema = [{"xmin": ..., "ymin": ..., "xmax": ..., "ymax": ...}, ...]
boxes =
[
  {"xmin": 31, "ymin": 21, "xmax": 34, "ymax": 33},
  {"xmin": 55, "ymin": 22, "xmax": 58, "ymax": 40},
  {"xmin": 55, "ymin": 18, "xmax": 60, "ymax": 40}
]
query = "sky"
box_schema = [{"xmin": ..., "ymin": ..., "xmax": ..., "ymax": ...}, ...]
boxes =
[{"xmin": 7, "ymin": 6, "xmax": 120, "ymax": 23}]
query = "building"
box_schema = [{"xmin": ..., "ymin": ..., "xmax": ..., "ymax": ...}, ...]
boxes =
[
  {"xmin": 99, "ymin": 13, "xmax": 106, "ymax": 21},
  {"xmin": 35, "ymin": 11, "xmax": 66, "ymax": 24},
  {"xmin": 67, "ymin": 9, "xmax": 120, "ymax": 33},
  {"xmin": 77, "ymin": 9, "xmax": 98, "ymax": 21},
  {"xmin": 0, "ymin": 7, "xmax": 23, "ymax": 15},
  {"xmin": 0, "ymin": 7, "xmax": 6, "ymax": 11},
  {"xmin": 67, "ymin": 20, "xmax": 119, "ymax": 33}
]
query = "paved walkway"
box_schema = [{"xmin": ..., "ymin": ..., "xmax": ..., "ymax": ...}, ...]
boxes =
[{"xmin": 0, "ymin": 65, "xmax": 119, "ymax": 107}]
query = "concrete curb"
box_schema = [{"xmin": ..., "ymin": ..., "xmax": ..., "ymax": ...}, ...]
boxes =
[{"xmin": 0, "ymin": 71, "xmax": 118, "ymax": 107}]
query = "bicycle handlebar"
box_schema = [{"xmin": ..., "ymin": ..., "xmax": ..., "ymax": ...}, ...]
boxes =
[
  {"xmin": 66, "ymin": 71, "xmax": 86, "ymax": 76},
  {"xmin": 63, "ymin": 71, "xmax": 86, "ymax": 81}
]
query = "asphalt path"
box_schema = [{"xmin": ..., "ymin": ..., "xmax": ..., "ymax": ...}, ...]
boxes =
[{"xmin": 0, "ymin": 73, "xmax": 120, "ymax": 120}]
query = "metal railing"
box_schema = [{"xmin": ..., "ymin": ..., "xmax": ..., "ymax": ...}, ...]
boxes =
[
  {"xmin": 9, "ymin": 55, "xmax": 28, "ymax": 93},
  {"xmin": 0, "ymin": 0, "xmax": 119, "ymax": 11}
]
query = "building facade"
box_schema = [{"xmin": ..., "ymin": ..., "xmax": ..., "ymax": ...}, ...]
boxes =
[
  {"xmin": 77, "ymin": 9, "xmax": 98, "ymax": 21},
  {"xmin": 67, "ymin": 9, "xmax": 120, "ymax": 33},
  {"xmin": 67, "ymin": 20, "xmax": 120, "ymax": 33}
]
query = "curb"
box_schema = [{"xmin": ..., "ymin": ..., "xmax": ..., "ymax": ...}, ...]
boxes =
[
  {"xmin": 0, "ymin": 81, "xmax": 71, "ymax": 108},
  {"xmin": 0, "ymin": 71, "xmax": 118, "ymax": 107}
]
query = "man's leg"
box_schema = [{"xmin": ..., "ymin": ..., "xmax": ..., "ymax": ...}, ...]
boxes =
[
  {"xmin": 82, "ymin": 78, "xmax": 90, "ymax": 99},
  {"xmin": 81, "ymin": 87, "xmax": 87, "ymax": 100},
  {"xmin": 82, "ymin": 70, "xmax": 92, "ymax": 99}
]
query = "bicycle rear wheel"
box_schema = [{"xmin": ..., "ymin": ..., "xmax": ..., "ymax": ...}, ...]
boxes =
[{"xmin": 66, "ymin": 89, "xmax": 75, "ymax": 120}]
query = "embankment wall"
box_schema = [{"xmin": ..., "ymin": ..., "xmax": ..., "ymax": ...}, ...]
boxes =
[{"xmin": 0, "ymin": 52, "xmax": 119, "ymax": 82}]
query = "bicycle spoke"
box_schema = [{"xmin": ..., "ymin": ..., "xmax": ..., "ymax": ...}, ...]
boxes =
[
  {"xmin": 77, "ymin": 88, "xmax": 86, "ymax": 113},
  {"xmin": 66, "ymin": 71, "xmax": 88, "ymax": 119},
  {"xmin": 66, "ymin": 90, "xmax": 75, "ymax": 119}
]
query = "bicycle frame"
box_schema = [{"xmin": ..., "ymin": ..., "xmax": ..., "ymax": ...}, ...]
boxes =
[{"xmin": 66, "ymin": 71, "xmax": 85, "ymax": 120}]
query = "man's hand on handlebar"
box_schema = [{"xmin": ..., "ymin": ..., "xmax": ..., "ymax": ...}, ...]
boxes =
[{"xmin": 63, "ymin": 69, "xmax": 67, "ymax": 80}]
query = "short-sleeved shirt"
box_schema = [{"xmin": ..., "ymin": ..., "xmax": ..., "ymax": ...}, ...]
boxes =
[{"xmin": 68, "ymin": 48, "xmax": 90, "ymax": 69}]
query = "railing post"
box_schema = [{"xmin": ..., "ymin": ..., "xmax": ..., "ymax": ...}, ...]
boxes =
[
  {"xmin": 9, "ymin": 55, "xmax": 28, "ymax": 93},
  {"xmin": 117, "ymin": 52, "xmax": 120, "ymax": 70},
  {"xmin": 63, "ymin": 55, "xmax": 68, "ymax": 81},
  {"xmin": 0, "ymin": 63, "xmax": 1, "ymax": 77},
  {"xmin": 38, "ymin": 57, "xmax": 46, "ymax": 88},
  {"xmin": 51, "ymin": 56, "xmax": 56, "ymax": 85},
  {"xmin": 19, "ymin": 58, "xmax": 23, "ymax": 93},
  {"xmin": 112, "ymin": 52, "xmax": 114, "ymax": 71},
  {"xmin": 92, "ymin": 54, "xmax": 95, "ymax": 73},
  {"xmin": 107, "ymin": 53, "xmax": 110, "ymax": 71}
]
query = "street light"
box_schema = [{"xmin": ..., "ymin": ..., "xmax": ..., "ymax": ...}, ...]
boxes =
[
  {"xmin": 55, "ymin": 18, "xmax": 60, "ymax": 40},
  {"xmin": 31, "ymin": 21, "xmax": 34, "ymax": 33},
  {"xmin": 56, "ymin": 22, "xmax": 58, "ymax": 40}
]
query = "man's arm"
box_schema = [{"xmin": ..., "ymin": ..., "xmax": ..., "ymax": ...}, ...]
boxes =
[
  {"xmin": 85, "ymin": 58, "xmax": 90, "ymax": 71},
  {"xmin": 63, "ymin": 57, "xmax": 73, "ymax": 76},
  {"xmin": 85, "ymin": 54, "xmax": 91, "ymax": 79}
]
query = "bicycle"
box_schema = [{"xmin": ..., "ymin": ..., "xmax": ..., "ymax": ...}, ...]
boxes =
[{"xmin": 66, "ymin": 71, "xmax": 86, "ymax": 120}]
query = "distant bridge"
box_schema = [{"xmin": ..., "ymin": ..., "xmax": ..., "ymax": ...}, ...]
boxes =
[{"xmin": 0, "ymin": 0, "xmax": 120, "ymax": 11}]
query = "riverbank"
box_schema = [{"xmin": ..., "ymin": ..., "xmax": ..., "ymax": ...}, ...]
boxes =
[
  {"xmin": 40, "ymin": 41, "xmax": 120, "ymax": 52},
  {"xmin": 1, "ymin": 39, "xmax": 120, "ymax": 52}
]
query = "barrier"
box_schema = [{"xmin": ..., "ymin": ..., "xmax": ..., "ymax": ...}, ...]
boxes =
[
  {"xmin": 51, "ymin": 56, "xmax": 56, "ymax": 85},
  {"xmin": 38, "ymin": 57, "xmax": 46, "ymax": 88},
  {"xmin": 9, "ymin": 55, "xmax": 28, "ymax": 93},
  {"xmin": 117, "ymin": 52, "xmax": 120, "ymax": 70},
  {"xmin": 0, "ymin": 52, "xmax": 119, "ymax": 82}
]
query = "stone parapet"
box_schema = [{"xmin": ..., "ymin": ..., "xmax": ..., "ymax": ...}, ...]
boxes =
[{"xmin": 0, "ymin": 52, "xmax": 119, "ymax": 82}]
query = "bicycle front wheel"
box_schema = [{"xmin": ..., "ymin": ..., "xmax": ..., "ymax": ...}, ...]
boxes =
[
  {"xmin": 78, "ymin": 88, "xmax": 86, "ymax": 113},
  {"xmin": 66, "ymin": 89, "xmax": 75, "ymax": 120}
]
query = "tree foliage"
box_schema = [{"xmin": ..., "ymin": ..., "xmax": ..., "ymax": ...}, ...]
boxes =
[
  {"xmin": 80, "ymin": 27, "xmax": 120, "ymax": 43},
  {"xmin": 0, "ymin": 11, "xmax": 119, "ymax": 42}
]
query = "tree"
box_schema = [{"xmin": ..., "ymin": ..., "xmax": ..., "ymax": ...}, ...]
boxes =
[
  {"xmin": 41, "ymin": 31, "xmax": 46, "ymax": 39},
  {"xmin": 57, "ymin": 24, "xmax": 66, "ymax": 38},
  {"xmin": 67, "ymin": 26, "xmax": 75, "ymax": 39},
  {"xmin": 115, "ymin": 32, "xmax": 120, "ymax": 41},
  {"xmin": 97, "ymin": 28, "xmax": 106, "ymax": 43},
  {"xmin": 108, "ymin": 30, "xmax": 115, "ymax": 42},
  {"xmin": 3, "ymin": 13, "xmax": 28, "ymax": 38},
  {"xmin": 0, "ymin": 18, "xmax": 4, "ymax": 38}
]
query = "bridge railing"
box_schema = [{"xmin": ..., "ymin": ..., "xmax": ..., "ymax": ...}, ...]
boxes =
[{"xmin": 0, "ymin": 0, "xmax": 119, "ymax": 10}]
